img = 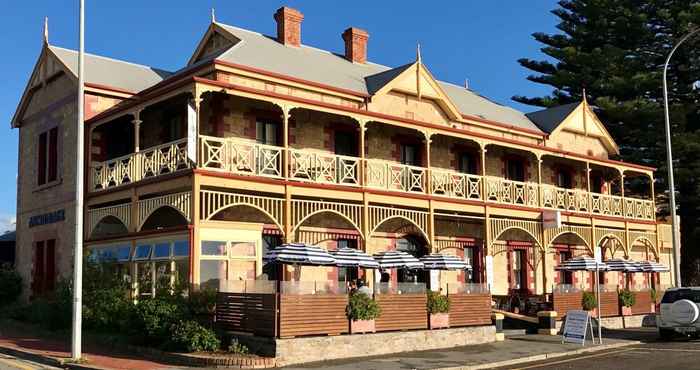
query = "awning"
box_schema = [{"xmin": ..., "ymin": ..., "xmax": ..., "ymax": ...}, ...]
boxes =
[
  {"xmin": 420, "ymin": 253, "xmax": 472, "ymax": 270},
  {"xmin": 263, "ymin": 243, "xmax": 336, "ymax": 266},
  {"xmin": 372, "ymin": 250, "xmax": 424, "ymax": 269},
  {"xmin": 555, "ymin": 256, "xmax": 609, "ymax": 271},
  {"xmin": 605, "ymin": 258, "xmax": 643, "ymax": 272},
  {"xmin": 330, "ymin": 247, "xmax": 379, "ymax": 269}
]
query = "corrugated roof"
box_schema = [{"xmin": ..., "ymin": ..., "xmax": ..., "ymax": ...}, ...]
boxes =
[
  {"xmin": 525, "ymin": 102, "xmax": 580, "ymax": 133},
  {"xmin": 216, "ymin": 23, "xmax": 544, "ymax": 134},
  {"xmin": 49, "ymin": 45, "xmax": 172, "ymax": 93}
]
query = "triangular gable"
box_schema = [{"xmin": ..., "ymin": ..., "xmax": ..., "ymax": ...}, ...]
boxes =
[
  {"xmin": 367, "ymin": 61, "xmax": 462, "ymax": 120},
  {"xmin": 187, "ymin": 23, "xmax": 240, "ymax": 66},
  {"xmin": 549, "ymin": 102, "xmax": 619, "ymax": 155}
]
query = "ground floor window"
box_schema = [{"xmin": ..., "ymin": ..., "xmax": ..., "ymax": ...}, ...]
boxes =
[{"xmin": 199, "ymin": 236, "xmax": 260, "ymax": 290}]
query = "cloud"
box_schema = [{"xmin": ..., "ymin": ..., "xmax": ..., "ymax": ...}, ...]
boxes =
[{"xmin": 0, "ymin": 214, "xmax": 16, "ymax": 233}]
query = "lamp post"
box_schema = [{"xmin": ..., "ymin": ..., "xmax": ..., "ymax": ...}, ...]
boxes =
[{"xmin": 662, "ymin": 28, "xmax": 700, "ymax": 288}]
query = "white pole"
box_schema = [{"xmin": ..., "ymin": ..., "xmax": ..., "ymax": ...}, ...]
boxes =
[
  {"xmin": 662, "ymin": 28, "xmax": 700, "ymax": 288},
  {"xmin": 595, "ymin": 267, "xmax": 602, "ymax": 344},
  {"xmin": 71, "ymin": 0, "xmax": 85, "ymax": 360}
]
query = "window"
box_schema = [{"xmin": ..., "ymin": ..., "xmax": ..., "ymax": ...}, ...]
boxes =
[
  {"xmin": 334, "ymin": 130, "xmax": 357, "ymax": 157},
  {"xmin": 32, "ymin": 239, "xmax": 56, "ymax": 296},
  {"xmin": 256, "ymin": 120, "xmax": 279, "ymax": 146},
  {"xmin": 458, "ymin": 153, "xmax": 477, "ymax": 175},
  {"xmin": 262, "ymin": 235, "xmax": 283, "ymax": 281},
  {"xmin": 37, "ymin": 127, "xmax": 59, "ymax": 186},
  {"xmin": 200, "ymin": 260, "xmax": 226, "ymax": 290},
  {"xmin": 337, "ymin": 238, "xmax": 357, "ymax": 249},
  {"xmin": 400, "ymin": 144, "xmax": 421, "ymax": 166},
  {"xmin": 200, "ymin": 239, "xmax": 259, "ymax": 290},
  {"xmin": 591, "ymin": 174, "xmax": 604, "ymax": 193},
  {"xmin": 512, "ymin": 250, "xmax": 525, "ymax": 290},
  {"xmin": 152, "ymin": 242, "xmax": 171, "ymax": 260},
  {"xmin": 506, "ymin": 158, "xmax": 525, "ymax": 182},
  {"xmin": 464, "ymin": 248, "xmax": 475, "ymax": 283},
  {"xmin": 201, "ymin": 241, "xmax": 227, "ymax": 256},
  {"xmin": 556, "ymin": 169, "xmax": 573, "ymax": 189},
  {"xmin": 558, "ymin": 251, "xmax": 573, "ymax": 285},
  {"xmin": 133, "ymin": 244, "xmax": 152, "ymax": 260}
]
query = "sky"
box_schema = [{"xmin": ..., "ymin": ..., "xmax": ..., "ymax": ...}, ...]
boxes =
[{"xmin": 0, "ymin": 1, "xmax": 560, "ymax": 231}]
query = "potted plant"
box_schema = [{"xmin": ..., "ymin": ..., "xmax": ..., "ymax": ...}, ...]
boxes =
[
  {"xmin": 582, "ymin": 291, "xmax": 597, "ymax": 317},
  {"xmin": 346, "ymin": 293, "xmax": 381, "ymax": 333},
  {"xmin": 619, "ymin": 288, "xmax": 635, "ymax": 316},
  {"xmin": 427, "ymin": 291, "xmax": 450, "ymax": 329}
]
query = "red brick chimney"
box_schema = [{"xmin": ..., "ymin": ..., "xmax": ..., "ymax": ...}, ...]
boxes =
[
  {"xmin": 342, "ymin": 27, "xmax": 369, "ymax": 63},
  {"xmin": 274, "ymin": 7, "xmax": 304, "ymax": 47}
]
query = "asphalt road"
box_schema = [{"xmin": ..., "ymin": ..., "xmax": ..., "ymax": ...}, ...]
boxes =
[
  {"xmin": 502, "ymin": 336, "xmax": 700, "ymax": 370},
  {"xmin": 0, "ymin": 353, "xmax": 60, "ymax": 370}
]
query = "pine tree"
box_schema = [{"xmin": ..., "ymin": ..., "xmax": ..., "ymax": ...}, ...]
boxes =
[{"xmin": 515, "ymin": 0, "xmax": 700, "ymax": 284}]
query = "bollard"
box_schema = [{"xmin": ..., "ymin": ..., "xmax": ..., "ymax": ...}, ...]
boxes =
[
  {"xmin": 492, "ymin": 312, "xmax": 504, "ymax": 341},
  {"xmin": 537, "ymin": 311, "xmax": 558, "ymax": 335}
]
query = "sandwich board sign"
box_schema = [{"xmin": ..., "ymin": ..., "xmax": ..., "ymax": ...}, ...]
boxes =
[{"xmin": 562, "ymin": 310, "xmax": 595, "ymax": 345}]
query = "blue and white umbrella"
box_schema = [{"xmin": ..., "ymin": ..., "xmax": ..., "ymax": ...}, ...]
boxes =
[
  {"xmin": 555, "ymin": 256, "xmax": 609, "ymax": 271},
  {"xmin": 420, "ymin": 253, "xmax": 472, "ymax": 270},
  {"xmin": 635, "ymin": 260, "xmax": 670, "ymax": 272},
  {"xmin": 373, "ymin": 250, "xmax": 424, "ymax": 269},
  {"xmin": 330, "ymin": 247, "xmax": 379, "ymax": 269},
  {"xmin": 263, "ymin": 243, "xmax": 336, "ymax": 266},
  {"xmin": 605, "ymin": 258, "xmax": 643, "ymax": 272}
]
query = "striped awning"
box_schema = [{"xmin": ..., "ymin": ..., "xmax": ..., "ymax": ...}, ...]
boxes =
[
  {"xmin": 372, "ymin": 250, "xmax": 424, "ymax": 269},
  {"xmin": 605, "ymin": 258, "xmax": 643, "ymax": 272},
  {"xmin": 420, "ymin": 253, "xmax": 472, "ymax": 270},
  {"xmin": 635, "ymin": 260, "xmax": 670, "ymax": 272},
  {"xmin": 330, "ymin": 247, "xmax": 379, "ymax": 269},
  {"xmin": 555, "ymin": 256, "xmax": 609, "ymax": 271},
  {"xmin": 263, "ymin": 243, "xmax": 336, "ymax": 266}
]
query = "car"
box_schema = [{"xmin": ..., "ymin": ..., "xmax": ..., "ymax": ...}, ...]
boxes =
[{"xmin": 657, "ymin": 287, "xmax": 700, "ymax": 340}]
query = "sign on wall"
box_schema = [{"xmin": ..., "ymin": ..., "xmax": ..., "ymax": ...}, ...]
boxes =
[
  {"xmin": 28, "ymin": 209, "xmax": 65, "ymax": 228},
  {"xmin": 543, "ymin": 210, "xmax": 561, "ymax": 229},
  {"xmin": 485, "ymin": 255, "xmax": 494, "ymax": 290}
]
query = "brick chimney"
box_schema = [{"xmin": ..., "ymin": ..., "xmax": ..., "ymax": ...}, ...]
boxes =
[
  {"xmin": 342, "ymin": 27, "xmax": 369, "ymax": 63},
  {"xmin": 274, "ymin": 7, "xmax": 304, "ymax": 47}
]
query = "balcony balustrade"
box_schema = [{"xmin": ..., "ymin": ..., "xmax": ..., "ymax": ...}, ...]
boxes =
[{"xmin": 90, "ymin": 135, "xmax": 656, "ymax": 221}]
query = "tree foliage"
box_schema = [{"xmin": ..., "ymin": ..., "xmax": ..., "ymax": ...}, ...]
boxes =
[{"xmin": 516, "ymin": 0, "xmax": 700, "ymax": 284}]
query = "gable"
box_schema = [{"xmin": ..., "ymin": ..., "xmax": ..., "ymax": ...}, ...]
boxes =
[
  {"xmin": 188, "ymin": 24, "xmax": 239, "ymax": 66},
  {"xmin": 546, "ymin": 102, "xmax": 619, "ymax": 156}
]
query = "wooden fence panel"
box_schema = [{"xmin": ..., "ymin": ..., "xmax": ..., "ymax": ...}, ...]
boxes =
[
  {"xmin": 449, "ymin": 293, "xmax": 492, "ymax": 327},
  {"xmin": 216, "ymin": 293, "xmax": 277, "ymax": 337},
  {"xmin": 599, "ymin": 291, "xmax": 619, "ymax": 317},
  {"xmin": 553, "ymin": 291, "xmax": 582, "ymax": 319},
  {"xmin": 375, "ymin": 293, "xmax": 428, "ymax": 332},
  {"xmin": 631, "ymin": 290, "xmax": 653, "ymax": 315},
  {"xmin": 279, "ymin": 294, "xmax": 348, "ymax": 338}
]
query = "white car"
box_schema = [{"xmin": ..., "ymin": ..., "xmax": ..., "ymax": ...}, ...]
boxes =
[{"xmin": 657, "ymin": 287, "xmax": 700, "ymax": 339}]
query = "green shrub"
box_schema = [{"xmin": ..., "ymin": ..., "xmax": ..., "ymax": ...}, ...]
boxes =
[
  {"xmin": 346, "ymin": 292, "xmax": 381, "ymax": 320},
  {"xmin": 227, "ymin": 339, "xmax": 249, "ymax": 355},
  {"xmin": 427, "ymin": 291, "xmax": 450, "ymax": 314},
  {"xmin": 82, "ymin": 262, "xmax": 133, "ymax": 332},
  {"xmin": 169, "ymin": 320, "xmax": 220, "ymax": 352},
  {"xmin": 16, "ymin": 280, "xmax": 72, "ymax": 331},
  {"xmin": 131, "ymin": 298, "xmax": 186, "ymax": 344},
  {"xmin": 582, "ymin": 291, "xmax": 597, "ymax": 311},
  {"xmin": 0, "ymin": 264, "xmax": 22, "ymax": 306},
  {"xmin": 650, "ymin": 288, "xmax": 658, "ymax": 303},
  {"xmin": 618, "ymin": 289, "xmax": 636, "ymax": 308}
]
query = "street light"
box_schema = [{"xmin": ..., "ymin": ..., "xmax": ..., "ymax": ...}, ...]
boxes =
[{"xmin": 662, "ymin": 27, "xmax": 700, "ymax": 288}]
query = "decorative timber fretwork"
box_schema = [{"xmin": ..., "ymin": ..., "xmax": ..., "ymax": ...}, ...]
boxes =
[
  {"xmin": 138, "ymin": 191, "xmax": 192, "ymax": 230},
  {"xmin": 488, "ymin": 218, "xmax": 543, "ymax": 250},
  {"xmin": 491, "ymin": 241, "xmax": 544, "ymax": 270},
  {"xmin": 290, "ymin": 199, "xmax": 364, "ymax": 239},
  {"xmin": 368, "ymin": 206, "xmax": 429, "ymax": 242},
  {"xmin": 543, "ymin": 224, "xmax": 592, "ymax": 252},
  {"xmin": 86, "ymin": 203, "xmax": 131, "ymax": 237},
  {"xmin": 628, "ymin": 230, "xmax": 658, "ymax": 257},
  {"xmin": 200, "ymin": 190, "xmax": 284, "ymax": 232},
  {"xmin": 593, "ymin": 227, "xmax": 627, "ymax": 253}
]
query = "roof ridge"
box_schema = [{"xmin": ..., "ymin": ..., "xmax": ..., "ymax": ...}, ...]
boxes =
[{"xmin": 49, "ymin": 45, "xmax": 171, "ymax": 73}]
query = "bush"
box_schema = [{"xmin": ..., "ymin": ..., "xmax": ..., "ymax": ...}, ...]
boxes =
[
  {"xmin": 82, "ymin": 262, "xmax": 133, "ymax": 332},
  {"xmin": 14, "ymin": 280, "xmax": 72, "ymax": 331},
  {"xmin": 650, "ymin": 288, "xmax": 658, "ymax": 303},
  {"xmin": 0, "ymin": 264, "xmax": 22, "ymax": 306},
  {"xmin": 131, "ymin": 298, "xmax": 186, "ymax": 344},
  {"xmin": 427, "ymin": 291, "xmax": 450, "ymax": 314},
  {"xmin": 169, "ymin": 320, "xmax": 220, "ymax": 352},
  {"xmin": 582, "ymin": 291, "xmax": 597, "ymax": 311},
  {"xmin": 619, "ymin": 289, "xmax": 636, "ymax": 308},
  {"xmin": 346, "ymin": 293, "xmax": 381, "ymax": 320},
  {"xmin": 227, "ymin": 339, "xmax": 249, "ymax": 355}
]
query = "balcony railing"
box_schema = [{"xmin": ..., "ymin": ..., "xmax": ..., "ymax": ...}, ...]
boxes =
[
  {"xmin": 199, "ymin": 135, "xmax": 283, "ymax": 178},
  {"xmin": 289, "ymin": 149, "xmax": 360, "ymax": 186},
  {"xmin": 366, "ymin": 159, "xmax": 426, "ymax": 193},
  {"xmin": 590, "ymin": 193, "xmax": 624, "ymax": 218},
  {"xmin": 431, "ymin": 169, "xmax": 482, "ymax": 200},
  {"xmin": 91, "ymin": 138, "xmax": 189, "ymax": 191},
  {"xmin": 485, "ymin": 176, "xmax": 539, "ymax": 208},
  {"xmin": 541, "ymin": 184, "xmax": 589, "ymax": 213}
]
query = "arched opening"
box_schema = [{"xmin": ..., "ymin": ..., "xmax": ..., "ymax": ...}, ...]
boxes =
[
  {"xmin": 550, "ymin": 232, "xmax": 589, "ymax": 289},
  {"xmin": 90, "ymin": 215, "xmax": 129, "ymax": 239},
  {"xmin": 140, "ymin": 206, "xmax": 188, "ymax": 231},
  {"xmin": 372, "ymin": 217, "xmax": 429, "ymax": 285},
  {"xmin": 492, "ymin": 226, "xmax": 542, "ymax": 312}
]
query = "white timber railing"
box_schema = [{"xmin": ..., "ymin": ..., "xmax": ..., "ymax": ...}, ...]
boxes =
[
  {"xmin": 365, "ymin": 159, "xmax": 427, "ymax": 193},
  {"xmin": 590, "ymin": 193, "xmax": 624, "ymax": 218},
  {"xmin": 485, "ymin": 176, "xmax": 539, "ymax": 207},
  {"xmin": 199, "ymin": 136, "xmax": 283, "ymax": 178},
  {"xmin": 91, "ymin": 138, "xmax": 189, "ymax": 191},
  {"xmin": 541, "ymin": 184, "xmax": 589, "ymax": 213},
  {"xmin": 289, "ymin": 149, "xmax": 360, "ymax": 186},
  {"xmin": 430, "ymin": 168, "xmax": 482, "ymax": 200}
]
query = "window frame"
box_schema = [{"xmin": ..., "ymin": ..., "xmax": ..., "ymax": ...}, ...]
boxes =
[{"xmin": 36, "ymin": 126, "xmax": 60, "ymax": 189}]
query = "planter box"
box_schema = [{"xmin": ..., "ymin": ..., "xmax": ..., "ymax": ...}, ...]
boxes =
[
  {"xmin": 350, "ymin": 319, "xmax": 375, "ymax": 334},
  {"xmin": 621, "ymin": 306, "xmax": 632, "ymax": 316},
  {"xmin": 429, "ymin": 313, "xmax": 450, "ymax": 329},
  {"xmin": 651, "ymin": 304, "xmax": 656, "ymax": 314},
  {"xmin": 586, "ymin": 308, "xmax": 597, "ymax": 317}
]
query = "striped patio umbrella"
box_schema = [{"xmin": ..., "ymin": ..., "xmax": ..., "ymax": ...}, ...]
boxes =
[
  {"xmin": 420, "ymin": 253, "xmax": 472, "ymax": 270},
  {"xmin": 263, "ymin": 243, "xmax": 336, "ymax": 266},
  {"xmin": 635, "ymin": 260, "xmax": 670, "ymax": 272},
  {"xmin": 372, "ymin": 250, "xmax": 424, "ymax": 269},
  {"xmin": 330, "ymin": 247, "xmax": 380, "ymax": 269},
  {"xmin": 605, "ymin": 258, "xmax": 643, "ymax": 272},
  {"xmin": 555, "ymin": 256, "xmax": 609, "ymax": 271}
]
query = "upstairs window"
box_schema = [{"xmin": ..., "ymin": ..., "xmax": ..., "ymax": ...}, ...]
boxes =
[
  {"xmin": 556, "ymin": 169, "xmax": 573, "ymax": 189},
  {"xmin": 458, "ymin": 152, "xmax": 478, "ymax": 175},
  {"xmin": 400, "ymin": 143, "xmax": 421, "ymax": 166},
  {"xmin": 505, "ymin": 158, "xmax": 525, "ymax": 182},
  {"xmin": 256, "ymin": 120, "xmax": 279, "ymax": 146},
  {"xmin": 334, "ymin": 130, "xmax": 357, "ymax": 157},
  {"xmin": 37, "ymin": 127, "xmax": 59, "ymax": 186}
]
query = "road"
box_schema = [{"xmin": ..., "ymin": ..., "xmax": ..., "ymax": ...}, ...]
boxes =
[
  {"xmin": 501, "ymin": 337, "xmax": 700, "ymax": 370},
  {"xmin": 0, "ymin": 354, "xmax": 60, "ymax": 370}
]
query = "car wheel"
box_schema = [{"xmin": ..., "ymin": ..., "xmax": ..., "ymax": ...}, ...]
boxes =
[{"xmin": 659, "ymin": 328, "xmax": 675, "ymax": 340}]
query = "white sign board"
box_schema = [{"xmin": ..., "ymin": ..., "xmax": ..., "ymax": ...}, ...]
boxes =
[
  {"xmin": 594, "ymin": 246, "xmax": 602, "ymax": 263},
  {"xmin": 187, "ymin": 100, "xmax": 197, "ymax": 163},
  {"xmin": 562, "ymin": 310, "xmax": 592, "ymax": 345},
  {"xmin": 485, "ymin": 255, "xmax": 494, "ymax": 290},
  {"xmin": 430, "ymin": 270, "xmax": 440, "ymax": 292},
  {"xmin": 543, "ymin": 210, "xmax": 562, "ymax": 229}
]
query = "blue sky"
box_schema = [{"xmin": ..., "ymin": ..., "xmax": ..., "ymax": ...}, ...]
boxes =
[{"xmin": 0, "ymin": 1, "xmax": 560, "ymax": 229}]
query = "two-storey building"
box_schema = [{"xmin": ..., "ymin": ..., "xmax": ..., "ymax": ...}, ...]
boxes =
[{"xmin": 12, "ymin": 6, "xmax": 675, "ymax": 302}]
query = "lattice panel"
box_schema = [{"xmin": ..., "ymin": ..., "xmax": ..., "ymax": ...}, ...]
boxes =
[
  {"xmin": 86, "ymin": 203, "xmax": 131, "ymax": 237},
  {"xmin": 368, "ymin": 206, "xmax": 429, "ymax": 241},
  {"xmin": 488, "ymin": 218, "xmax": 543, "ymax": 248},
  {"xmin": 628, "ymin": 230, "xmax": 658, "ymax": 255},
  {"xmin": 491, "ymin": 240, "xmax": 544, "ymax": 269},
  {"xmin": 200, "ymin": 190, "xmax": 284, "ymax": 232},
  {"xmin": 291, "ymin": 199, "xmax": 364, "ymax": 238},
  {"xmin": 137, "ymin": 191, "xmax": 191, "ymax": 230},
  {"xmin": 543, "ymin": 225, "xmax": 592, "ymax": 251},
  {"xmin": 593, "ymin": 227, "xmax": 627, "ymax": 250}
]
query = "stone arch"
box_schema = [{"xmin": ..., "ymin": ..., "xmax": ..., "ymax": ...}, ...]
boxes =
[
  {"xmin": 292, "ymin": 209, "xmax": 364, "ymax": 240},
  {"xmin": 140, "ymin": 206, "xmax": 189, "ymax": 231},
  {"xmin": 208, "ymin": 203, "xmax": 285, "ymax": 234},
  {"xmin": 370, "ymin": 215, "xmax": 430, "ymax": 243},
  {"xmin": 90, "ymin": 215, "xmax": 128, "ymax": 239}
]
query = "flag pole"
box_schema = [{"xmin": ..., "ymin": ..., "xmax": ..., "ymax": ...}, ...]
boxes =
[{"xmin": 71, "ymin": 0, "xmax": 85, "ymax": 360}]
